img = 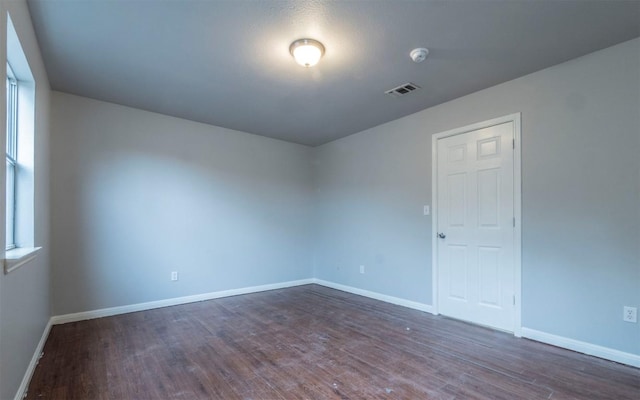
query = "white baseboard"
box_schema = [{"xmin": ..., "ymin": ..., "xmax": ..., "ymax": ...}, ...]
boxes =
[
  {"xmin": 521, "ymin": 327, "xmax": 640, "ymax": 368},
  {"xmin": 313, "ymin": 278, "xmax": 435, "ymax": 314},
  {"xmin": 50, "ymin": 278, "xmax": 435, "ymax": 326},
  {"xmin": 15, "ymin": 318, "xmax": 52, "ymax": 400},
  {"xmin": 51, "ymin": 278, "xmax": 315, "ymax": 325}
]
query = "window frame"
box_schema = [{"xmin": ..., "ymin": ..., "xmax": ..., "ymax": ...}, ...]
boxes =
[
  {"xmin": 4, "ymin": 14, "xmax": 41, "ymax": 274},
  {"xmin": 6, "ymin": 62, "xmax": 18, "ymax": 251}
]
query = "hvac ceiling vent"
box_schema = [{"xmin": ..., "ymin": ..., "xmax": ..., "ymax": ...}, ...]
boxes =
[{"xmin": 385, "ymin": 82, "xmax": 420, "ymax": 98}]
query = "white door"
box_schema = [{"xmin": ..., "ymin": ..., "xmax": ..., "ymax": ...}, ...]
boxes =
[{"xmin": 436, "ymin": 121, "xmax": 515, "ymax": 332}]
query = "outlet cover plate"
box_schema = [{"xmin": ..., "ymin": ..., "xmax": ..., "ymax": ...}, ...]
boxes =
[{"xmin": 623, "ymin": 306, "xmax": 637, "ymax": 323}]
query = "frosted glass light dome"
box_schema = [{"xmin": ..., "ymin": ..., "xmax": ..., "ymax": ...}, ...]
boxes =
[{"xmin": 290, "ymin": 39, "xmax": 325, "ymax": 67}]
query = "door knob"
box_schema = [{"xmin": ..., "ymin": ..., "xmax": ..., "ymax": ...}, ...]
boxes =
[{"xmin": 438, "ymin": 233, "xmax": 446, "ymax": 239}]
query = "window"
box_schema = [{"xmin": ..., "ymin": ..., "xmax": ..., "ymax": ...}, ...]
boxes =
[
  {"xmin": 6, "ymin": 63, "xmax": 17, "ymax": 250},
  {"xmin": 4, "ymin": 15, "xmax": 40, "ymax": 274}
]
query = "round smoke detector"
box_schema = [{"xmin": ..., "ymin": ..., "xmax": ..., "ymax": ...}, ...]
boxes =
[{"xmin": 410, "ymin": 48, "xmax": 429, "ymax": 63}]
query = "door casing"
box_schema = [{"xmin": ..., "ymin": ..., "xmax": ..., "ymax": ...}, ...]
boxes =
[{"xmin": 431, "ymin": 113, "xmax": 522, "ymax": 337}]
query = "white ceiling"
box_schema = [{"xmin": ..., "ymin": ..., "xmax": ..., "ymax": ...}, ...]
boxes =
[{"xmin": 27, "ymin": 0, "xmax": 640, "ymax": 146}]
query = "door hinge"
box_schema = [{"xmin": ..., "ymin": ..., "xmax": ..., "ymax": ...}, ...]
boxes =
[
  {"xmin": 512, "ymin": 139, "xmax": 515, "ymax": 149},
  {"xmin": 513, "ymin": 217, "xmax": 515, "ymax": 227},
  {"xmin": 513, "ymin": 295, "xmax": 516, "ymax": 305}
]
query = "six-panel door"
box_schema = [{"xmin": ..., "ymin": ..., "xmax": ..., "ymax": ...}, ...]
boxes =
[{"xmin": 437, "ymin": 121, "xmax": 515, "ymax": 332}]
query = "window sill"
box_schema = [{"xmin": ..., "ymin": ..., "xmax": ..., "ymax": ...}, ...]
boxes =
[{"xmin": 4, "ymin": 247, "xmax": 41, "ymax": 274}]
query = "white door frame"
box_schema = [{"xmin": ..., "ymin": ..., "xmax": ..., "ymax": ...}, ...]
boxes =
[{"xmin": 431, "ymin": 113, "xmax": 522, "ymax": 337}]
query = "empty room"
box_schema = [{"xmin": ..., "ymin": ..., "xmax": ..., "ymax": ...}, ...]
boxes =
[{"xmin": 1, "ymin": 0, "xmax": 639, "ymax": 399}]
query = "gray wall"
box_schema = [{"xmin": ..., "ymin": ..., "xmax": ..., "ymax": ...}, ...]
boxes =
[
  {"xmin": 314, "ymin": 38, "xmax": 640, "ymax": 355},
  {"xmin": 0, "ymin": 1, "xmax": 51, "ymax": 399},
  {"xmin": 50, "ymin": 92, "xmax": 314, "ymax": 315}
]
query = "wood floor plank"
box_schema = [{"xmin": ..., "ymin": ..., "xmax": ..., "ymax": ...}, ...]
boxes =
[{"xmin": 25, "ymin": 285, "xmax": 639, "ymax": 399}]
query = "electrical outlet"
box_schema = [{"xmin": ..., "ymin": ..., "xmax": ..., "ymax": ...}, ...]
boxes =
[
  {"xmin": 623, "ymin": 306, "xmax": 637, "ymax": 323},
  {"xmin": 423, "ymin": 205, "xmax": 430, "ymax": 215},
  {"xmin": 359, "ymin": 265, "xmax": 365, "ymax": 274},
  {"xmin": 171, "ymin": 271, "xmax": 178, "ymax": 281}
]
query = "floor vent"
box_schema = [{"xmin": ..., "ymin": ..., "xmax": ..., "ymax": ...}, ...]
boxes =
[{"xmin": 385, "ymin": 82, "xmax": 420, "ymax": 97}]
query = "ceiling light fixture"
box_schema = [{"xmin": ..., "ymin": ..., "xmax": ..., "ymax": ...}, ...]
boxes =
[{"xmin": 290, "ymin": 38, "xmax": 325, "ymax": 67}]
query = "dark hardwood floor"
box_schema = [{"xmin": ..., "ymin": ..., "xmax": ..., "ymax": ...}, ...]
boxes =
[{"xmin": 27, "ymin": 285, "xmax": 639, "ymax": 399}]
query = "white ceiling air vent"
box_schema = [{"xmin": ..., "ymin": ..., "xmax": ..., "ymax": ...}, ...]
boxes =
[{"xmin": 385, "ymin": 82, "xmax": 420, "ymax": 98}]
